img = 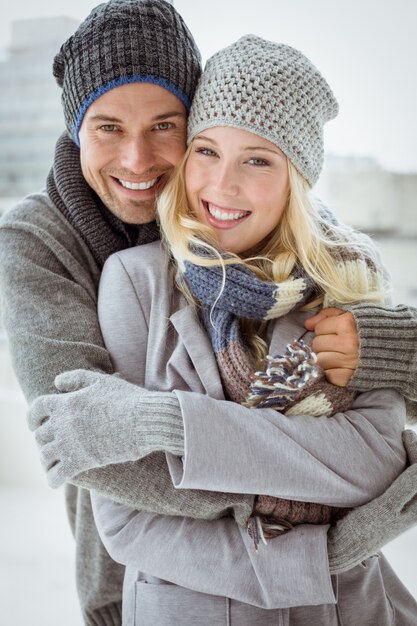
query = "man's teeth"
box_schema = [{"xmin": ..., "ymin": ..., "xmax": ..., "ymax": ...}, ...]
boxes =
[
  {"xmin": 119, "ymin": 177, "xmax": 159, "ymax": 190},
  {"xmin": 207, "ymin": 204, "xmax": 248, "ymax": 221}
]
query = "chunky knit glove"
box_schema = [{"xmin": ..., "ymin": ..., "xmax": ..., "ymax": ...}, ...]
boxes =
[
  {"xmin": 27, "ymin": 369, "xmax": 184, "ymax": 488},
  {"xmin": 328, "ymin": 429, "xmax": 417, "ymax": 573}
]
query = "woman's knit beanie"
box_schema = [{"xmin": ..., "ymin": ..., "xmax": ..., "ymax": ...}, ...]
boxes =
[
  {"xmin": 53, "ymin": 0, "xmax": 202, "ymax": 146},
  {"xmin": 187, "ymin": 35, "xmax": 338, "ymax": 186}
]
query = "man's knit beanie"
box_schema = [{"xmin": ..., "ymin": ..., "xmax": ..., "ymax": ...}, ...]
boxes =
[
  {"xmin": 187, "ymin": 35, "xmax": 338, "ymax": 186},
  {"xmin": 53, "ymin": 0, "xmax": 202, "ymax": 146}
]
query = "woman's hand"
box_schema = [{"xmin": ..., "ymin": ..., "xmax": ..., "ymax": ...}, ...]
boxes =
[{"xmin": 304, "ymin": 308, "xmax": 359, "ymax": 386}]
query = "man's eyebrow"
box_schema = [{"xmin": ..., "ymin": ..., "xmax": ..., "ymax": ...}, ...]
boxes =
[
  {"xmin": 86, "ymin": 114, "xmax": 123, "ymax": 123},
  {"xmin": 86, "ymin": 111, "xmax": 185, "ymax": 124},
  {"xmin": 152, "ymin": 111, "xmax": 186, "ymax": 121}
]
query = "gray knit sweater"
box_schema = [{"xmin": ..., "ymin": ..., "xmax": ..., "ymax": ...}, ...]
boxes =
[
  {"xmin": 1, "ymin": 191, "xmax": 417, "ymax": 625},
  {"xmin": 346, "ymin": 303, "xmax": 417, "ymax": 421},
  {"xmin": 0, "ymin": 192, "xmax": 253, "ymax": 625}
]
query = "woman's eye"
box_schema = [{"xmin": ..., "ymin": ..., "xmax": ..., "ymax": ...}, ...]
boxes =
[
  {"xmin": 195, "ymin": 147, "xmax": 217, "ymax": 157},
  {"xmin": 248, "ymin": 158, "xmax": 269, "ymax": 166}
]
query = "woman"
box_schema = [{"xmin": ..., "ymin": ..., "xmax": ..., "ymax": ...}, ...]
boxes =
[{"xmin": 90, "ymin": 36, "xmax": 416, "ymax": 624}]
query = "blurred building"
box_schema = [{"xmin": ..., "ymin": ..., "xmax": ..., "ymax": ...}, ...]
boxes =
[
  {"xmin": 0, "ymin": 17, "xmax": 79, "ymax": 199},
  {"xmin": 317, "ymin": 155, "xmax": 417, "ymax": 236}
]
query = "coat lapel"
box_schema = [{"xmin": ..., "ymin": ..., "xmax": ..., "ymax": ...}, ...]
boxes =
[{"xmin": 169, "ymin": 306, "xmax": 225, "ymax": 400}]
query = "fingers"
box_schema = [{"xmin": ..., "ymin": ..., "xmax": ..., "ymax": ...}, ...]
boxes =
[
  {"xmin": 54, "ymin": 369, "xmax": 104, "ymax": 392},
  {"xmin": 27, "ymin": 395, "xmax": 56, "ymax": 431},
  {"xmin": 313, "ymin": 311, "xmax": 358, "ymax": 338},
  {"xmin": 36, "ymin": 439, "xmax": 59, "ymax": 472},
  {"xmin": 304, "ymin": 307, "xmax": 345, "ymax": 331},
  {"xmin": 312, "ymin": 344, "xmax": 358, "ymax": 370},
  {"xmin": 403, "ymin": 429, "xmax": 417, "ymax": 464},
  {"xmin": 307, "ymin": 311, "xmax": 359, "ymax": 385},
  {"xmin": 46, "ymin": 461, "xmax": 67, "ymax": 489},
  {"xmin": 33, "ymin": 437, "xmax": 67, "ymax": 488},
  {"xmin": 321, "ymin": 367, "xmax": 355, "ymax": 387},
  {"xmin": 33, "ymin": 420, "xmax": 55, "ymax": 445},
  {"xmin": 27, "ymin": 392, "xmax": 75, "ymax": 489}
]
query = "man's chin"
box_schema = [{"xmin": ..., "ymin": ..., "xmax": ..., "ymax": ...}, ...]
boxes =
[{"xmin": 107, "ymin": 197, "xmax": 157, "ymax": 225}]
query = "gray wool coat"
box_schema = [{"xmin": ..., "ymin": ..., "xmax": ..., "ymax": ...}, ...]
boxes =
[{"xmin": 92, "ymin": 241, "xmax": 417, "ymax": 626}]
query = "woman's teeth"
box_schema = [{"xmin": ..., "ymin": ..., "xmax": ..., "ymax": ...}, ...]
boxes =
[
  {"xmin": 207, "ymin": 203, "xmax": 248, "ymax": 221},
  {"xmin": 119, "ymin": 177, "xmax": 159, "ymax": 190}
]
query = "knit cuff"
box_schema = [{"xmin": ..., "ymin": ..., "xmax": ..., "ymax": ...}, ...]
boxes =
[
  {"xmin": 344, "ymin": 303, "xmax": 417, "ymax": 401},
  {"xmin": 84, "ymin": 601, "xmax": 122, "ymax": 626},
  {"xmin": 139, "ymin": 391, "xmax": 185, "ymax": 457},
  {"xmin": 327, "ymin": 523, "xmax": 370, "ymax": 575}
]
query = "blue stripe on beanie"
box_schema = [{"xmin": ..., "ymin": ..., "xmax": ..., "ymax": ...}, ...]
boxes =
[{"xmin": 73, "ymin": 75, "xmax": 192, "ymax": 146}]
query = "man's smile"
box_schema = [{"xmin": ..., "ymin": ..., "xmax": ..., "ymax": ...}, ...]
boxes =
[{"xmin": 117, "ymin": 176, "xmax": 161, "ymax": 191}]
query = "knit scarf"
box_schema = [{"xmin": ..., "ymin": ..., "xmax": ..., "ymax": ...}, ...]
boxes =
[
  {"xmin": 183, "ymin": 242, "xmax": 384, "ymax": 541},
  {"xmin": 47, "ymin": 133, "xmax": 160, "ymax": 267}
]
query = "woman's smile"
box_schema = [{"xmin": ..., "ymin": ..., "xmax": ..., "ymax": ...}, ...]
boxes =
[{"xmin": 203, "ymin": 200, "xmax": 251, "ymax": 229}]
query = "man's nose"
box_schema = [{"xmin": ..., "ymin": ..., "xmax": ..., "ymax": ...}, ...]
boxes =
[{"xmin": 119, "ymin": 134, "xmax": 157, "ymax": 173}]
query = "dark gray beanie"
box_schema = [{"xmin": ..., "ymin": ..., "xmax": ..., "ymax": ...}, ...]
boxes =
[
  {"xmin": 188, "ymin": 35, "xmax": 338, "ymax": 186},
  {"xmin": 53, "ymin": 0, "xmax": 202, "ymax": 145}
]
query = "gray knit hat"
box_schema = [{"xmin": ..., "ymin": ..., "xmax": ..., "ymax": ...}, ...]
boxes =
[
  {"xmin": 53, "ymin": 0, "xmax": 201, "ymax": 145},
  {"xmin": 188, "ymin": 35, "xmax": 338, "ymax": 186}
]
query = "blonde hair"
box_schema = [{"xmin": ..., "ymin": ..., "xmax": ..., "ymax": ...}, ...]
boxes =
[
  {"xmin": 157, "ymin": 147, "xmax": 388, "ymax": 363},
  {"xmin": 158, "ymin": 149, "xmax": 388, "ymax": 304}
]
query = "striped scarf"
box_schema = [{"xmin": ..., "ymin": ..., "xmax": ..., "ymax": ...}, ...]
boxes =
[{"xmin": 183, "ymin": 241, "xmax": 385, "ymax": 542}]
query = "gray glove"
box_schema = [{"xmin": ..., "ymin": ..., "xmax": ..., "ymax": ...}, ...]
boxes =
[
  {"xmin": 328, "ymin": 429, "xmax": 417, "ymax": 574},
  {"xmin": 27, "ymin": 369, "xmax": 184, "ymax": 488}
]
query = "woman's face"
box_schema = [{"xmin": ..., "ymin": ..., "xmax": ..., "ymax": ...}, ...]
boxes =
[{"xmin": 185, "ymin": 126, "xmax": 289, "ymax": 255}]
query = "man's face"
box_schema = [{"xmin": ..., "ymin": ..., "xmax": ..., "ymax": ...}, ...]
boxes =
[{"xmin": 78, "ymin": 82, "xmax": 187, "ymax": 224}]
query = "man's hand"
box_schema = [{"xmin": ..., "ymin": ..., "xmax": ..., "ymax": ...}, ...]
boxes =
[
  {"xmin": 304, "ymin": 308, "xmax": 359, "ymax": 387},
  {"xmin": 27, "ymin": 369, "xmax": 183, "ymax": 488},
  {"xmin": 328, "ymin": 429, "xmax": 417, "ymax": 574}
]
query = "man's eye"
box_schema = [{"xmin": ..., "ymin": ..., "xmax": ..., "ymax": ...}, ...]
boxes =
[
  {"xmin": 155, "ymin": 122, "xmax": 172, "ymax": 130},
  {"xmin": 100, "ymin": 125, "xmax": 117, "ymax": 132}
]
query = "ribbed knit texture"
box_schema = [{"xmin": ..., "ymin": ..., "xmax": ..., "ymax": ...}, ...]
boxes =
[
  {"xmin": 346, "ymin": 302, "xmax": 417, "ymax": 423},
  {"xmin": 85, "ymin": 601, "xmax": 122, "ymax": 626},
  {"xmin": 47, "ymin": 133, "xmax": 160, "ymax": 267},
  {"xmin": 188, "ymin": 34, "xmax": 338, "ymax": 186},
  {"xmin": 255, "ymin": 494, "xmax": 348, "ymax": 526},
  {"xmin": 52, "ymin": 0, "xmax": 201, "ymax": 143}
]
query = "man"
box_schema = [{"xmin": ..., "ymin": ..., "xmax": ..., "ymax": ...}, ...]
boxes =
[
  {"xmin": 0, "ymin": 2, "xmax": 202, "ymax": 623},
  {"xmin": 0, "ymin": 1, "xmax": 416, "ymax": 624}
]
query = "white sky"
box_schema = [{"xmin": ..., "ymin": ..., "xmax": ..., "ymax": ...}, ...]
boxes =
[{"xmin": 1, "ymin": 0, "xmax": 416, "ymax": 172}]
